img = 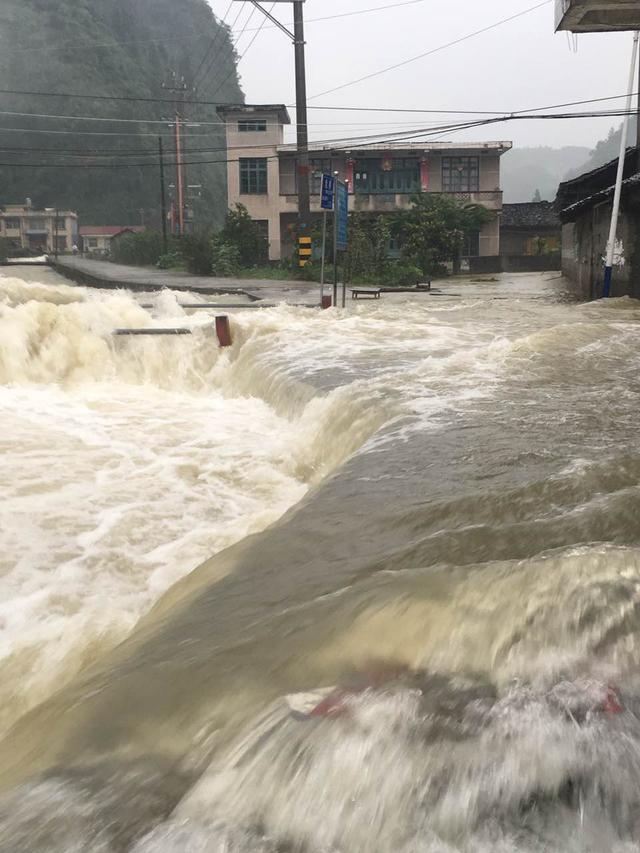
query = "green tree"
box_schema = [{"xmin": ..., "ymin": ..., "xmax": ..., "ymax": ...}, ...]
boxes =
[
  {"xmin": 532, "ymin": 188, "xmax": 543, "ymax": 202},
  {"xmin": 394, "ymin": 194, "xmax": 493, "ymax": 276},
  {"xmin": 220, "ymin": 204, "xmax": 267, "ymax": 267}
]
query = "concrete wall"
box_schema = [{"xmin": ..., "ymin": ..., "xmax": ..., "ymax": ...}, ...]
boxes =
[
  {"xmin": 561, "ymin": 200, "xmax": 639, "ymax": 299},
  {"xmin": 469, "ymin": 254, "xmax": 561, "ymax": 274},
  {"xmin": 501, "ymin": 228, "xmax": 561, "ymax": 256},
  {"xmin": 480, "ymin": 217, "xmax": 500, "ymax": 257}
]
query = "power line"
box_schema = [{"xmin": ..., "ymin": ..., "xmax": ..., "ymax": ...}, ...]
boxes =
[
  {"xmin": 207, "ymin": 3, "xmax": 277, "ymax": 101},
  {"xmin": 195, "ymin": 2, "xmax": 248, "ymax": 91},
  {"xmin": 192, "ymin": 0, "xmax": 234, "ymax": 89},
  {"xmin": 0, "ymin": 109, "xmax": 638, "ymax": 169},
  {"xmin": 0, "ymin": 91, "xmax": 635, "ymax": 127},
  {"xmin": 2, "ymin": 0, "xmax": 427, "ymax": 55},
  {"xmin": 199, "ymin": 5, "xmax": 264, "ymax": 96},
  {"xmin": 1, "ymin": 86, "xmax": 633, "ymax": 118},
  {"xmin": 3, "ymin": 106, "xmax": 634, "ymax": 162},
  {"xmin": 0, "ymin": 109, "xmax": 224, "ymax": 127},
  {"xmin": 308, "ymin": 0, "xmax": 554, "ymax": 100}
]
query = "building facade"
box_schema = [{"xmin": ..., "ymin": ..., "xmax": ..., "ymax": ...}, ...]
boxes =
[
  {"xmin": 0, "ymin": 201, "xmax": 78, "ymax": 254},
  {"xmin": 217, "ymin": 104, "xmax": 512, "ymax": 263},
  {"xmin": 556, "ymin": 147, "xmax": 640, "ymax": 298},
  {"xmin": 79, "ymin": 225, "xmax": 145, "ymax": 255},
  {"xmin": 500, "ymin": 201, "xmax": 561, "ymax": 255},
  {"xmin": 555, "ymin": 0, "xmax": 640, "ymax": 32}
]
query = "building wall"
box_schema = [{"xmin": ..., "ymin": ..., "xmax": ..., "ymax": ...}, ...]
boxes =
[
  {"xmin": 224, "ymin": 111, "xmax": 283, "ymax": 261},
  {"xmin": 82, "ymin": 235, "xmax": 111, "ymax": 253},
  {"xmin": 479, "ymin": 217, "xmax": 500, "ymax": 257},
  {"xmin": 0, "ymin": 206, "xmax": 77, "ymax": 252},
  {"xmin": 561, "ymin": 200, "xmax": 639, "ymax": 299},
  {"xmin": 223, "ymin": 113, "xmax": 507, "ymax": 262},
  {"xmin": 501, "ymin": 227, "xmax": 561, "ymax": 256}
]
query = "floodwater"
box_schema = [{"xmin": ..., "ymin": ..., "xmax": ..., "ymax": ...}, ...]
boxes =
[{"xmin": 1, "ymin": 268, "xmax": 640, "ymax": 852}]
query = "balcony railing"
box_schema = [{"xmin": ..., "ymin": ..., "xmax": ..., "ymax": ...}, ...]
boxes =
[{"xmin": 279, "ymin": 190, "xmax": 503, "ymax": 212}]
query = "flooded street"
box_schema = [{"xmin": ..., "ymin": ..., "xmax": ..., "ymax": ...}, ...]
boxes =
[{"xmin": 2, "ymin": 267, "xmax": 640, "ymax": 851}]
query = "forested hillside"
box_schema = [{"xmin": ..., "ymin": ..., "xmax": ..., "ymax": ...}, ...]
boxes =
[
  {"xmin": 0, "ymin": 0, "xmax": 243, "ymax": 226},
  {"xmin": 563, "ymin": 118, "xmax": 638, "ymax": 179},
  {"xmin": 501, "ymin": 145, "xmax": 590, "ymax": 202}
]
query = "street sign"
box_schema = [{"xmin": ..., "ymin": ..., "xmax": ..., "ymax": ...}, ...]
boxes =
[
  {"xmin": 336, "ymin": 181, "xmax": 349, "ymax": 250},
  {"xmin": 321, "ymin": 174, "xmax": 335, "ymax": 210}
]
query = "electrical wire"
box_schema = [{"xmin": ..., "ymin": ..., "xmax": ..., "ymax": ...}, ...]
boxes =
[
  {"xmin": 191, "ymin": 0, "xmax": 235, "ymax": 90},
  {"xmin": 194, "ymin": 2, "xmax": 247, "ymax": 91},
  {"xmin": 0, "ymin": 92, "xmax": 636, "ymax": 129},
  {"xmin": 308, "ymin": 0, "xmax": 554, "ymax": 100},
  {"xmin": 1, "ymin": 108, "xmax": 637, "ymax": 169},
  {"xmin": 195, "ymin": 2, "xmax": 251, "ymax": 92},
  {"xmin": 3, "ymin": 0, "xmax": 427, "ymax": 55},
  {"xmin": 1, "ymin": 88, "xmax": 634, "ymax": 117},
  {"xmin": 207, "ymin": 3, "xmax": 277, "ymax": 101}
]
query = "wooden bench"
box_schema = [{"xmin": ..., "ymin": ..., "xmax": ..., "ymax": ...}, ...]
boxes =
[{"xmin": 350, "ymin": 288, "xmax": 381, "ymax": 300}]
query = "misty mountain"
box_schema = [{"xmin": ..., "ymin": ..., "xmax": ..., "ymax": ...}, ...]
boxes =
[
  {"xmin": 563, "ymin": 118, "xmax": 638, "ymax": 179},
  {"xmin": 501, "ymin": 145, "xmax": 590, "ymax": 203},
  {"xmin": 0, "ymin": 0, "xmax": 243, "ymax": 226}
]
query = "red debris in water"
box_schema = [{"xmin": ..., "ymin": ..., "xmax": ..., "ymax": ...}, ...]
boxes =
[
  {"xmin": 309, "ymin": 690, "xmax": 350, "ymax": 718},
  {"xmin": 601, "ymin": 686, "xmax": 623, "ymax": 715}
]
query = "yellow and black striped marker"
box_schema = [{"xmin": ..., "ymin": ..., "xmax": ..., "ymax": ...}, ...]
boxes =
[{"xmin": 298, "ymin": 235, "xmax": 312, "ymax": 267}]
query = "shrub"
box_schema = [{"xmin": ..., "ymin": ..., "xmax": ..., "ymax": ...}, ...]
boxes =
[
  {"xmin": 110, "ymin": 231, "xmax": 163, "ymax": 266},
  {"xmin": 180, "ymin": 233, "xmax": 213, "ymax": 275},
  {"xmin": 156, "ymin": 250, "xmax": 184, "ymax": 270},
  {"xmin": 0, "ymin": 238, "xmax": 12, "ymax": 263},
  {"xmin": 211, "ymin": 239, "xmax": 240, "ymax": 277},
  {"xmin": 383, "ymin": 263, "xmax": 423, "ymax": 287},
  {"xmin": 220, "ymin": 204, "xmax": 267, "ymax": 267}
]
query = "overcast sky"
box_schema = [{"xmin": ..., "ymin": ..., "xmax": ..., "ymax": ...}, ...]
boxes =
[{"xmin": 207, "ymin": 0, "xmax": 637, "ymax": 151}]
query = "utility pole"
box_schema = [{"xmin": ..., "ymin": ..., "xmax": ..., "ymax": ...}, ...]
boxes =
[
  {"xmin": 163, "ymin": 72, "xmax": 189, "ymax": 236},
  {"xmin": 54, "ymin": 208, "xmax": 59, "ymax": 259},
  {"xmin": 293, "ymin": 1, "xmax": 310, "ymax": 230},
  {"xmin": 637, "ymin": 52, "xmax": 640, "ymax": 171},
  {"xmin": 237, "ymin": 2, "xmax": 311, "ymax": 266},
  {"xmin": 158, "ymin": 136, "xmax": 168, "ymax": 254}
]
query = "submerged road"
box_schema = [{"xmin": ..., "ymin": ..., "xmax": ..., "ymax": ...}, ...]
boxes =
[
  {"xmin": 52, "ymin": 255, "xmax": 321, "ymax": 304},
  {"xmin": 2, "ymin": 269, "xmax": 640, "ymax": 851}
]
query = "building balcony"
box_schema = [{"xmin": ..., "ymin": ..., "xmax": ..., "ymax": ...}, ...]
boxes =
[
  {"xmin": 279, "ymin": 190, "xmax": 503, "ymax": 214},
  {"xmin": 555, "ymin": 0, "xmax": 640, "ymax": 31}
]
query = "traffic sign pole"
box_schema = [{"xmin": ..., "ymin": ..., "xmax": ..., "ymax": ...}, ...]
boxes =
[
  {"xmin": 320, "ymin": 173, "xmax": 335, "ymax": 307},
  {"xmin": 320, "ymin": 210, "xmax": 327, "ymax": 304},
  {"xmin": 333, "ymin": 180, "xmax": 339, "ymax": 307}
]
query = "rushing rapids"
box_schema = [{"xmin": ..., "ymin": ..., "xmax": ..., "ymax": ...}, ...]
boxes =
[{"xmin": 1, "ymin": 267, "xmax": 640, "ymax": 851}]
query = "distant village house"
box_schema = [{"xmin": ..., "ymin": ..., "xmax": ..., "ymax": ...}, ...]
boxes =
[
  {"xmin": 80, "ymin": 226, "xmax": 145, "ymax": 255},
  {"xmin": 0, "ymin": 200, "xmax": 78, "ymax": 254}
]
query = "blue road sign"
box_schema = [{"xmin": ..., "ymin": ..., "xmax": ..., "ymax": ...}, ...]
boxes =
[
  {"xmin": 336, "ymin": 180, "xmax": 349, "ymax": 250},
  {"xmin": 321, "ymin": 174, "xmax": 335, "ymax": 210}
]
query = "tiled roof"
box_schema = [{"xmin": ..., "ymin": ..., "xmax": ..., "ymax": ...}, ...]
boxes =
[
  {"xmin": 560, "ymin": 172, "xmax": 640, "ymax": 220},
  {"xmin": 501, "ymin": 202, "xmax": 560, "ymax": 229},
  {"xmin": 79, "ymin": 226, "xmax": 145, "ymax": 237}
]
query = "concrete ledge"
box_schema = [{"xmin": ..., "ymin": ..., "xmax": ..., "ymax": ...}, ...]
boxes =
[{"xmin": 49, "ymin": 258, "xmax": 253, "ymax": 297}]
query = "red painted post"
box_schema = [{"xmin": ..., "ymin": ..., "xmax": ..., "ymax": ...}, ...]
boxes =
[
  {"xmin": 321, "ymin": 295, "xmax": 332, "ymax": 309},
  {"xmin": 215, "ymin": 315, "xmax": 232, "ymax": 347}
]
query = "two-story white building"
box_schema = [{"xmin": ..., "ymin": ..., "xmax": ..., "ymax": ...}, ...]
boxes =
[
  {"xmin": 0, "ymin": 200, "xmax": 78, "ymax": 254},
  {"xmin": 217, "ymin": 104, "xmax": 512, "ymax": 263}
]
